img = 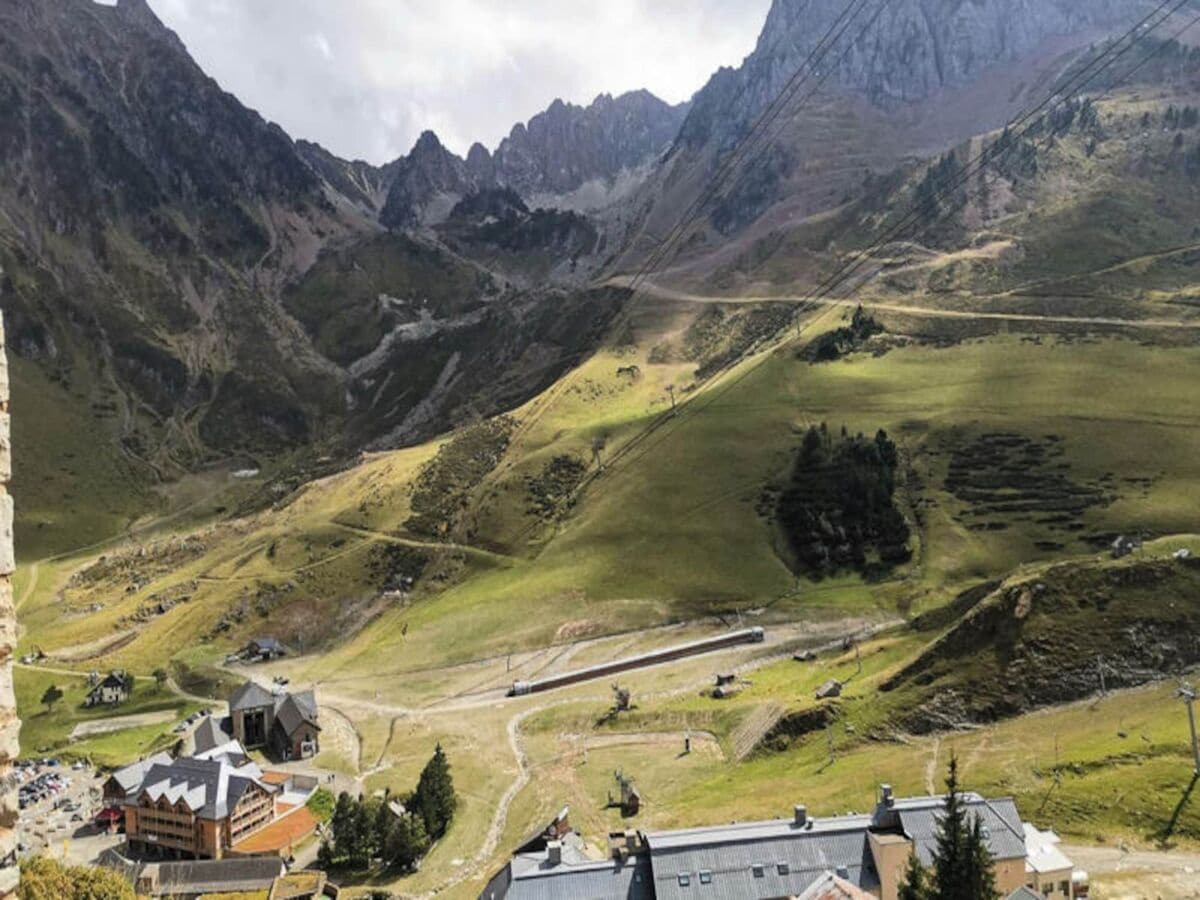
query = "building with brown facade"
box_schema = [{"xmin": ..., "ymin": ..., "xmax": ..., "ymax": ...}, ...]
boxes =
[
  {"xmin": 229, "ymin": 682, "xmax": 320, "ymax": 761},
  {"xmin": 123, "ymin": 755, "xmax": 277, "ymax": 860}
]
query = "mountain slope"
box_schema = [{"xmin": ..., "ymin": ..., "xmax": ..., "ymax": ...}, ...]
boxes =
[{"xmin": 624, "ymin": 0, "xmax": 1153, "ymax": 275}]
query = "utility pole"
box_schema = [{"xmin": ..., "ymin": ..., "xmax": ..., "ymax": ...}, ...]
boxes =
[
  {"xmin": 855, "ymin": 643, "xmax": 862, "ymax": 677},
  {"xmin": 1097, "ymin": 655, "xmax": 1106, "ymax": 696},
  {"xmin": 1178, "ymin": 683, "xmax": 1200, "ymax": 775},
  {"xmin": 826, "ymin": 720, "xmax": 836, "ymax": 764},
  {"xmin": 666, "ymin": 384, "xmax": 677, "ymax": 415}
]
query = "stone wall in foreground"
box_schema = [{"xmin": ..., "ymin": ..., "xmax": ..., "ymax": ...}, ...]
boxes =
[{"xmin": 0, "ymin": 312, "xmax": 17, "ymax": 895}]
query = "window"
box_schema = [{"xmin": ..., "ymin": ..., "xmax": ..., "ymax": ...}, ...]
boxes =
[
  {"xmin": 752, "ymin": 864, "xmax": 765, "ymax": 878},
  {"xmin": 1059, "ymin": 881, "xmax": 1070, "ymax": 896},
  {"xmin": 777, "ymin": 862, "xmax": 790, "ymax": 875},
  {"xmin": 699, "ymin": 870, "xmax": 712, "ymax": 885},
  {"xmin": 678, "ymin": 874, "xmax": 690, "ymax": 887}
]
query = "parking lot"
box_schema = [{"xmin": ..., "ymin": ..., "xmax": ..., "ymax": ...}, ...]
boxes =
[{"xmin": 16, "ymin": 759, "xmax": 119, "ymax": 862}]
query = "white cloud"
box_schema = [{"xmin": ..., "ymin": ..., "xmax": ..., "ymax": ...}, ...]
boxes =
[{"xmin": 148, "ymin": 0, "xmax": 771, "ymax": 163}]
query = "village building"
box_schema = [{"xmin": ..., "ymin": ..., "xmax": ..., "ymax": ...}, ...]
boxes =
[
  {"xmin": 122, "ymin": 754, "xmax": 277, "ymax": 860},
  {"xmin": 229, "ymin": 682, "xmax": 320, "ymax": 761},
  {"xmin": 1023, "ymin": 823, "xmax": 1083, "ymax": 899},
  {"xmin": 86, "ymin": 670, "xmax": 134, "ymax": 707},
  {"xmin": 244, "ymin": 637, "xmax": 287, "ymax": 662},
  {"xmin": 103, "ymin": 752, "xmax": 174, "ymax": 807},
  {"xmin": 482, "ymin": 786, "xmax": 1082, "ymax": 900},
  {"xmin": 101, "ymin": 850, "xmax": 286, "ymax": 896}
]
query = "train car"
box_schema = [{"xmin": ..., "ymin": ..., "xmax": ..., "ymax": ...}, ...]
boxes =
[{"xmin": 507, "ymin": 627, "xmax": 766, "ymax": 696}]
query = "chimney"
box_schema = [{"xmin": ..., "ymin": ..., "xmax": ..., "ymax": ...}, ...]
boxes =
[
  {"xmin": 546, "ymin": 841, "xmax": 562, "ymax": 866},
  {"xmin": 794, "ymin": 804, "xmax": 807, "ymax": 827},
  {"xmin": 880, "ymin": 784, "xmax": 894, "ymax": 807}
]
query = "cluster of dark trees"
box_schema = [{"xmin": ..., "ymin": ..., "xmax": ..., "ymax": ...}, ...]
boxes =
[
  {"xmin": 914, "ymin": 150, "xmax": 966, "ymax": 221},
  {"xmin": 776, "ymin": 423, "xmax": 910, "ymax": 577},
  {"xmin": 898, "ymin": 758, "xmax": 999, "ymax": 900},
  {"xmin": 807, "ymin": 306, "xmax": 883, "ymax": 362},
  {"xmin": 1165, "ymin": 105, "xmax": 1200, "ymax": 129},
  {"xmin": 318, "ymin": 744, "xmax": 457, "ymax": 874}
]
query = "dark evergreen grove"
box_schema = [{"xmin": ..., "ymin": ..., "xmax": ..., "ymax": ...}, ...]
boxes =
[
  {"xmin": 806, "ymin": 306, "xmax": 884, "ymax": 362},
  {"xmin": 775, "ymin": 423, "xmax": 910, "ymax": 577},
  {"xmin": 317, "ymin": 744, "xmax": 456, "ymax": 873}
]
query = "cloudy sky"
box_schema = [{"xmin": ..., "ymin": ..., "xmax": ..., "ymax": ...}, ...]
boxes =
[{"xmin": 147, "ymin": 0, "xmax": 772, "ymax": 165}]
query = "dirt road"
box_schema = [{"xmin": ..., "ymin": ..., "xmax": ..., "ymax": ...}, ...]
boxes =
[
  {"xmin": 620, "ymin": 278, "xmax": 1200, "ymax": 331},
  {"xmin": 1066, "ymin": 843, "xmax": 1200, "ymax": 899}
]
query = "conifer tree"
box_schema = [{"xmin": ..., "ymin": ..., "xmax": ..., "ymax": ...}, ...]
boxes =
[
  {"xmin": 387, "ymin": 812, "xmax": 431, "ymax": 871},
  {"xmin": 413, "ymin": 743, "xmax": 458, "ymax": 839},
  {"xmin": 898, "ymin": 851, "xmax": 930, "ymax": 900},
  {"xmin": 921, "ymin": 755, "xmax": 999, "ymax": 900}
]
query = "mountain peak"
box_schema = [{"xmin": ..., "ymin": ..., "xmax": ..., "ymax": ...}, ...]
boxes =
[{"xmin": 412, "ymin": 130, "xmax": 447, "ymax": 155}]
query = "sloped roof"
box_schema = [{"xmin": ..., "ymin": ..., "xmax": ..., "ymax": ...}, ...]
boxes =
[
  {"xmin": 107, "ymin": 752, "xmax": 173, "ymax": 795},
  {"xmin": 192, "ymin": 714, "xmax": 234, "ymax": 754},
  {"xmin": 273, "ymin": 690, "xmax": 320, "ymax": 737},
  {"xmin": 795, "ymin": 870, "xmax": 877, "ymax": 900},
  {"xmin": 892, "ymin": 794, "xmax": 1026, "ymax": 866},
  {"xmin": 505, "ymin": 854, "xmax": 653, "ymax": 900},
  {"xmin": 647, "ymin": 813, "xmax": 879, "ymax": 900},
  {"xmin": 1007, "ymin": 888, "xmax": 1045, "ymax": 900},
  {"xmin": 1023, "ymin": 823, "xmax": 1074, "ymax": 874},
  {"xmin": 133, "ymin": 756, "xmax": 273, "ymax": 820},
  {"xmin": 230, "ymin": 681, "xmax": 276, "ymax": 711},
  {"xmin": 154, "ymin": 856, "xmax": 285, "ymax": 894}
]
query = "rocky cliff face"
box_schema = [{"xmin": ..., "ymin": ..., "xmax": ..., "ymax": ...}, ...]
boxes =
[
  {"xmin": 379, "ymin": 91, "xmax": 687, "ymax": 227},
  {"xmin": 628, "ymin": 0, "xmax": 1151, "ymax": 269},
  {"xmin": 0, "ymin": 0, "xmax": 361, "ymax": 470},
  {"xmin": 493, "ymin": 91, "xmax": 686, "ymax": 198},
  {"xmin": 680, "ymin": 0, "xmax": 1143, "ymax": 151}
]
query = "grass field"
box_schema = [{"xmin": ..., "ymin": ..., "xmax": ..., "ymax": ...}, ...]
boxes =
[
  {"xmin": 12, "ymin": 86, "xmax": 1200, "ymax": 897},
  {"xmin": 14, "ymin": 666, "xmax": 200, "ymax": 767}
]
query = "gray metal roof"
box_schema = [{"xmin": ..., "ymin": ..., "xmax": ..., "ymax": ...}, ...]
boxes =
[
  {"xmin": 154, "ymin": 856, "xmax": 285, "ymax": 894},
  {"xmin": 893, "ymin": 795, "xmax": 1026, "ymax": 866},
  {"xmin": 192, "ymin": 715, "xmax": 233, "ymax": 754},
  {"xmin": 505, "ymin": 855, "xmax": 654, "ymax": 900},
  {"xmin": 647, "ymin": 817, "xmax": 878, "ymax": 900},
  {"xmin": 107, "ymin": 752, "xmax": 173, "ymax": 795},
  {"xmin": 229, "ymin": 681, "xmax": 276, "ymax": 711},
  {"xmin": 132, "ymin": 756, "xmax": 273, "ymax": 820},
  {"xmin": 490, "ymin": 791, "xmax": 1032, "ymax": 900},
  {"xmin": 274, "ymin": 690, "xmax": 320, "ymax": 737}
]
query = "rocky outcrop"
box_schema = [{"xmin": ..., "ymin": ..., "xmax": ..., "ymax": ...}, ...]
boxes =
[
  {"xmin": 680, "ymin": 0, "xmax": 1142, "ymax": 151},
  {"xmin": 379, "ymin": 131, "xmax": 489, "ymax": 228},
  {"xmin": 880, "ymin": 557, "xmax": 1200, "ymax": 734},
  {"xmin": 493, "ymin": 91, "xmax": 686, "ymax": 198},
  {"xmin": 379, "ymin": 91, "xmax": 687, "ymax": 227}
]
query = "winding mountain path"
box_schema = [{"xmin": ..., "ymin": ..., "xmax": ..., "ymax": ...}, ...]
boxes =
[{"xmin": 619, "ymin": 278, "xmax": 1200, "ymax": 331}]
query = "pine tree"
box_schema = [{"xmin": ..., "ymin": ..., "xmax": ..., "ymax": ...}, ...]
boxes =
[
  {"xmin": 962, "ymin": 814, "xmax": 1000, "ymax": 900},
  {"xmin": 898, "ymin": 850, "xmax": 930, "ymax": 900},
  {"xmin": 387, "ymin": 812, "xmax": 431, "ymax": 871},
  {"xmin": 926, "ymin": 755, "xmax": 1000, "ymax": 900},
  {"xmin": 331, "ymin": 792, "xmax": 354, "ymax": 845},
  {"xmin": 413, "ymin": 743, "xmax": 458, "ymax": 839},
  {"xmin": 930, "ymin": 756, "xmax": 969, "ymax": 900},
  {"xmin": 317, "ymin": 837, "xmax": 335, "ymax": 869}
]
